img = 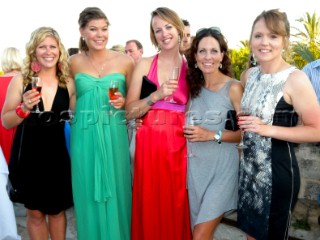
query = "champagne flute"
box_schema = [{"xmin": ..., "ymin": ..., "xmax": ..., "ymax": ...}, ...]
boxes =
[
  {"xmin": 236, "ymin": 107, "xmax": 251, "ymax": 149},
  {"xmin": 108, "ymin": 80, "xmax": 119, "ymax": 113},
  {"xmin": 31, "ymin": 77, "xmax": 42, "ymax": 113},
  {"xmin": 108, "ymin": 80, "xmax": 119, "ymax": 100},
  {"xmin": 165, "ymin": 66, "xmax": 180, "ymax": 103},
  {"xmin": 185, "ymin": 112, "xmax": 197, "ymax": 158}
]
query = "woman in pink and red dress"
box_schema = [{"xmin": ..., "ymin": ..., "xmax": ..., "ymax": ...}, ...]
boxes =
[
  {"xmin": 0, "ymin": 47, "xmax": 22, "ymax": 164},
  {"xmin": 125, "ymin": 7, "xmax": 192, "ymax": 240}
]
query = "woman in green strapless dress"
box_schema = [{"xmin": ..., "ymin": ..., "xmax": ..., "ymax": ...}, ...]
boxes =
[{"xmin": 69, "ymin": 7, "xmax": 134, "ymax": 240}]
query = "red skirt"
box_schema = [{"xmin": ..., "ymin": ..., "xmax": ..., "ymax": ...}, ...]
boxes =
[{"xmin": 131, "ymin": 109, "xmax": 192, "ymax": 240}]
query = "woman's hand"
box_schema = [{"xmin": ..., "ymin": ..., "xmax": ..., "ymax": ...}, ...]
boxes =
[
  {"xmin": 22, "ymin": 89, "xmax": 41, "ymax": 111},
  {"xmin": 155, "ymin": 80, "xmax": 178, "ymax": 100},
  {"xmin": 109, "ymin": 92, "xmax": 126, "ymax": 109},
  {"xmin": 238, "ymin": 115, "xmax": 270, "ymax": 136},
  {"xmin": 183, "ymin": 125, "xmax": 212, "ymax": 142}
]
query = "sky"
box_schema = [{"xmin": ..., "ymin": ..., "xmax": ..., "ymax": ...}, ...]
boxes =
[{"xmin": 0, "ymin": 0, "xmax": 319, "ymax": 61}]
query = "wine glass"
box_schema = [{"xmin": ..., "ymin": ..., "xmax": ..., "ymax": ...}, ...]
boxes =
[
  {"xmin": 31, "ymin": 77, "xmax": 42, "ymax": 113},
  {"xmin": 236, "ymin": 107, "xmax": 251, "ymax": 149},
  {"xmin": 108, "ymin": 80, "xmax": 119, "ymax": 100},
  {"xmin": 185, "ymin": 112, "xmax": 197, "ymax": 158},
  {"xmin": 108, "ymin": 80, "xmax": 119, "ymax": 113},
  {"xmin": 165, "ymin": 66, "xmax": 180, "ymax": 103}
]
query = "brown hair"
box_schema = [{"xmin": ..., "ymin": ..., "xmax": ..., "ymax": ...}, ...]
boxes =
[
  {"xmin": 186, "ymin": 28, "xmax": 233, "ymax": 98},
  {"xmin": 249, "ymin": 9, "xmax": 290, "ymax": 49},
  {"xmin": 78, "ymin": 7, "xmax": 110, "ymax": 52}
]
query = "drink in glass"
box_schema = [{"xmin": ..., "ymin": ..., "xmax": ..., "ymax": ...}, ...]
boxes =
[
  {"xmin": 31, "ymin": 77, "xmax": 42, "ymax": 113},
  {"xmin": 165, "ymin": 67, "xmax": 180, "ymax": 103},
  {"xmin": 236, "ymin": 109, "xmax": 251, "ymax": 149},
  {"xmin": 109, "ymin": 80, "xmax": 119, "ymax": 100}
]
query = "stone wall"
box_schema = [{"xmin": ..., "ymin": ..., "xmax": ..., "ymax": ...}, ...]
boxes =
[{"xmin": 294, "ymin": 143, "xmax": 320, "ymax": 201}]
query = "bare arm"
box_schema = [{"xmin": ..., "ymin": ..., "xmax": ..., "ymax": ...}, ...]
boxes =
[
  {"xmin": 1, "ymin": 74, "xmax": 39, "ymax": 129},
  {"xmin": 125, "ymin": 57, "xmax": 173, "ymax": 120},
  {"xmin": 66, "ymin": 77, "xmax": 76, "ymax": 112},
  {"xmin": 240, "ymin": 70, "xmax": 320, "ymax": 143},
  {"xmin": 184, "ymin": 81, "xmax": 243, "ymax": 143}
]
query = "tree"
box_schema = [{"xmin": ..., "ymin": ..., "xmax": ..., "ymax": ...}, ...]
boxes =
[
  {"xmin": 230, "ymin": 40, "xmax": 250, "ymax": 80},
  {"xmin": 291, "ymin": 12, "xmax": 320, "ymax": 67}
]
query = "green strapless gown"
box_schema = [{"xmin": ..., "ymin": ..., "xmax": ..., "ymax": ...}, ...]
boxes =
[{"xmin": 71, "ymin": 73, "xmax": 131, "ymax": 240}]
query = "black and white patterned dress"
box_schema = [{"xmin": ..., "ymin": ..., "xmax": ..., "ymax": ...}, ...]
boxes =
[{"xmin": 238, "ymin": 66, "xmax": 300, "ymax": 240}]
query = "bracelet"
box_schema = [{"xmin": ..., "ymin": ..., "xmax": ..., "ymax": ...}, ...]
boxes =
[
  {"xmin": 146, "ymin": 95, "xmax": 155, "ymax": 106},
  {"xmin": 213, "ymin": 130, "xmax": 222, "ymax": 144},
  {"xmin": 15, "ymin": 103, "xmax": 31, "ymax": 118}
]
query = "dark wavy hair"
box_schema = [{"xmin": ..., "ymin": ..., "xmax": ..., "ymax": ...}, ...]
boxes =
[{"xmin": 185, "ymin": 28, "xmax": 233, "ymax": 98}]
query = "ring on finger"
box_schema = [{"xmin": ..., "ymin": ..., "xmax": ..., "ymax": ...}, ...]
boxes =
[
  {"xmin": 251, "ymin": 121, "xmax": 253, "ymax": 125},
  {"xmin": 28, "ymin": 99, "xmax": 32, "ymax": 104}
]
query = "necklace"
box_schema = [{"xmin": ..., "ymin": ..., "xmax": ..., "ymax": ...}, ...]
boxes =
[{"xmin": 86, "ymin": 52, "xmax": 108, "ymax": 78}]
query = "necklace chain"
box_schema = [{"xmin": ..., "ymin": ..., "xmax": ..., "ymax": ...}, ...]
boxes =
[{"xmin": 86, "ymin": 52, "xmax": 107, "ymax": 78}]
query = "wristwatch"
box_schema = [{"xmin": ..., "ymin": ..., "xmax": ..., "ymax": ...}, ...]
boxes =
[{"xmin": 213, "ymin": 130, "xmax": 222, "ymax": 144}]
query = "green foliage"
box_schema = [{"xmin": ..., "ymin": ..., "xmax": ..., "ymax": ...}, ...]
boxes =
[
  {"xmin": 229, "ymin": 40, "xmax": 250, "ymax": 80},
  {"xmin": 292, "ymin": 219, "xmax": 311, "ymax": 231}
]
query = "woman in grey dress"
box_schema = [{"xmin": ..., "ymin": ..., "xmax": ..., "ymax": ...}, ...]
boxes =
[{"xmin": 184, "ymin": 27, "xmax": 243, "ymax": 239}]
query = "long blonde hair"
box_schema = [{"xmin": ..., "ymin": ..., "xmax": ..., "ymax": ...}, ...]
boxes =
[{"xmin": 22, "ymin": 27, "xmax": 70, "ymax": 88}]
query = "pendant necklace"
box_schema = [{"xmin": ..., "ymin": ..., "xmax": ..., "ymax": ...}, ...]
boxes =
[{"xmin": 86, "ymin": 51, "xmax": 107, "ymax": 78}]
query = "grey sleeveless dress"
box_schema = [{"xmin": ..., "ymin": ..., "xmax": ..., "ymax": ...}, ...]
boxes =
[{"xmin": 187, "ymin": 80, "xmax": 239, "ymax": 228}]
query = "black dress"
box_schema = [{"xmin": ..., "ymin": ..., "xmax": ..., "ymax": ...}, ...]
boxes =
[
  {"xmin": 238, "ymin": 67, "xmax": 300, "ymax": 240},
  {"xmin": 9, "ymin": 84, "xmax": 73, "ymax": 215}
]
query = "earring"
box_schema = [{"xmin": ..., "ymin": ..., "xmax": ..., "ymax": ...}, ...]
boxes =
[
  {"xmin": 31, "ymin": 61, "xmax": 41, "ymax": 73},
  {"xmin": 82, "ymin": 37, "xmax": 85, "ymax": 41},
  {"xmin": 57, "ymin": 62, "xmax": 61, "ymax": 71},
  {"xmin": 178, "ymin": 36, "xmax": 181, "ymax": 44},
  {"xmin": 219, "ymin": 63, "xmax": 222, "ymax": 69},
  {"xmin": 250, "ymin": 53, "xmax": 257, "ymax": 66},
  {"xmin": 195, "ymin": 63, "xmax": 198, "ymax": 68}
]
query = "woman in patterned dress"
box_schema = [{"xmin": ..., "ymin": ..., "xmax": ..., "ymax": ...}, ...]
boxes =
[{"xmin": 238, "ymin": 9, "xmax": 320, "ymax": 240}]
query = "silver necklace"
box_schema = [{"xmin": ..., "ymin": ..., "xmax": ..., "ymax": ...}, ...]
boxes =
[{"xmin": 86, "ymin": 52, "xmax": 107, "ymax": 78}]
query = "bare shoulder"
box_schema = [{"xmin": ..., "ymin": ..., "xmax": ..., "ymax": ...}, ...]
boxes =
[
  {"xmin": 284, "ymin": 68, "xmax": 315, "ymax": 104},
  {"xmin": 133, "ymin": 56, "xmax": 155, "ymax": 74},
  {"xmin": 240, "ymin": 68, "xmax": 253, "ymax": 87},
  {"xmin": 230, "ymin": 79, "xmax": 244, "ymax": 93},
  {"xmin": 9, "ymin": 73, "xmax": 24, "ymax": 89},
  {"xmin": 285, "ymin": 68, "xmax": 311, "ymax": 90},
  {"xmin": 69, "ymin": 53, "xmax": 86, "ymax": 75}
]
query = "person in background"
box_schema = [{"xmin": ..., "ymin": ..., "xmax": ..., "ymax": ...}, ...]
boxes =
[
  {"xmin": 1, "ymin": 26, "xmax": 75, "ymax": 240},
  {"xmin": 0, "ymin": 146, "xmax": 21, "ymax": 240},
  {"xmin": 0, "ymin": 47, "xmax": 22, "ymax": 164},
  {"xmin": 125, "ymin": 39, "xmax": 143, "ymax": 64},
  {"xmin": 302, "ymin": 59, "xmax": 320, "ymax": 103},
  {"xmin": 126, "ymin": 7, "xmax": 192, "ymax": 240},
  {"xmin": 179, "ymin": 19, "xmax": 192, "ymax": 55},
  {"xmin": 68, "ymin": 47, "xmax": 79, "ymax": 56},
  {"xmin": 184, "ymin": 27, "xmax": 242, "ymax": 240},
  {"xmin": 69, "ymin": 7, "xmax": 134, "ymax": 240},
  {"xmin": 124, "ymin": 39, "xmax": 144, "ymax": 175},
  {"xmin": 238, "ymin": 9, "xmax": 320, "ymax": 240}
]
